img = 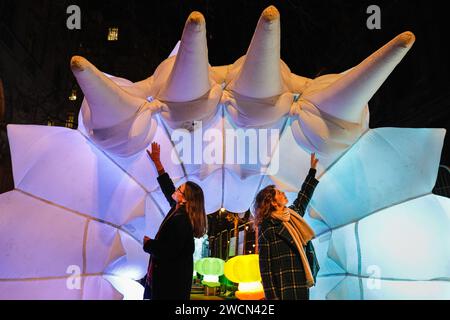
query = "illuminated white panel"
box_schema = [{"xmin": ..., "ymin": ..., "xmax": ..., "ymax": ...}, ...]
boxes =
[
  {"xmin": 104, "ymin": 232, "xmax": 148, "ymax": 281},
  {"xmin": 0, "ymin": 190, "xmax": 85, "ymax": 279},
  {"xmin": 187, "ymin": 169, "xmax": 223, "ymax": 214},
  {"xmin": 223, "ymin": 169, "xmax": 262, "ymax": 214},
  {"xmin": 264, "ymin": 120, "xmax": 325, "ymax": 192},
  {"xmin": 82, "ymin": 276, "xmax": 124, "ymax": 300},
  {"xmin": 0, "ymin": 275, "xmax": 147, "ymax": 300},
  {"xmin": 109, "ymin": 116, "xmax": 186, "ymax": 192},
  {"xmin": 85, "ymin": 223, "xmax": 126, "ymax": 274},
  {"xmin": 103, "ymin": 275, "xmax": 144, "ymax": 300},
  {"xmin": 0, "ymin": 279, "xmax": 83, "ymax": 300},
  {"xmin": 144, "ymin": 195, "xmax": 165, "ymax": 239},
  {"xmin": 7, "ymin": 125, "xmax": 147, "ymax": 226}
]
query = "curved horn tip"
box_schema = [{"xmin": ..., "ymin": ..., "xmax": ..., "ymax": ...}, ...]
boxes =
[
  {"xmin": 70, "ymin": 56, "xmax": 88, "ymax": 72},
  {"xmin": 397, "ymin": 31, "xmax": 416, "ymax": 48},
  {"xmin": 262, "ymin": 5, "xmax": 280, "ymax": 21},
  {"xmin": 187, "ymin": 11, "xmax": 205, "ymax": 25}
]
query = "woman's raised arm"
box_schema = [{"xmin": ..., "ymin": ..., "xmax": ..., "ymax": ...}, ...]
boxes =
[
  {"xmin": 289, "ymin": 153, "xmax": 319, "ymax": 217},
  {"xmin": 147, "ymin": 142, "xmax": 176, "ymax": 206}
]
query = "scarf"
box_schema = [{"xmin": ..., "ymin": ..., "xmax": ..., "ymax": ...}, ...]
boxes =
[{"xmin": 271, "ymin": 207, "xmax": 316, "ymax": 288}]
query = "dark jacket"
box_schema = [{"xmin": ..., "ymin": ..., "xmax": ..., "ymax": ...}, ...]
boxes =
[
  {"xmin": 143, "ymin": 172, "xmax": 194, "ymax": 300},
  {"xmin": 258, "ymin": 168, "xmax": 320, "ymax": 300}
]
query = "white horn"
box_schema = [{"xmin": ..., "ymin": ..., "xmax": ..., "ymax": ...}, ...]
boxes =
[
  {"xmin": 303, "ymin": 31, "xmax": 416, "ymax": 123},
  {"xmin": 230, "ymin": 5, "xmax": 282, "ymax": 98},
  {"xmin": 159, "ymin": 11, "xmax": 210, "ymax": 102},
  {"xmin": 71, "ymin": 56, "xmax": 148, "ymax": 129}
]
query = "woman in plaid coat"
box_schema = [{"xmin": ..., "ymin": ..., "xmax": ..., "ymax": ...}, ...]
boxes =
[{"xmin": 254, "ymin": 153, "xmax": 320, "ymax": 300}]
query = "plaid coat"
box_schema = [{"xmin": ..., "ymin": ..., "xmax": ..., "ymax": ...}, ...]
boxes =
[{"xmin": 258, "ymin": 168, "xmax": 320, "ymax": 300}]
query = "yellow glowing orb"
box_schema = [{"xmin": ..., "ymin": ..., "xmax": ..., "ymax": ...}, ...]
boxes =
[{"xmin": 224, "ymin": 254, "xmax": 261, "ymax": 283}]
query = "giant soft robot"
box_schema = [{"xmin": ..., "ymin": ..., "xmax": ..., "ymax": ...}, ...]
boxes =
[{"xmin": 1, "ymin": 6, "xmax": 449, "ymax": 299}]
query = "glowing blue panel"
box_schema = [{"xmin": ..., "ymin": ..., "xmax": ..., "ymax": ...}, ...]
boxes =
[
  {"xmin": 327, "ymin": 223, "xmax": 359, "ymax": 274},
  {"xmin": 312, "ymin": 128, "xmax": 445, "ymax": 228},
  {"xmin": 312, "ymin": 232, "xmax": 345, "ymax": 276},
  {"xmin": 358, "ymin": 195, "xmax": 450, "ymax": 280},
  {"xmin": 326, "ymin": 276, "xmax": 362, "ymax": 300},
  {"xmin": 310, "ymin": 275, "xmax": 345, "ymax": 300},
  {"xmin": 362, "ymin": 279, "xmax": 450, "ymax": 300}
]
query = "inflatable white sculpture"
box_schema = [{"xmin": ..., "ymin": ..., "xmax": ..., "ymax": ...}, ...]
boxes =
[{"xmin": 1, "ymin": 6, "xmax": 449, "ymax": 299}]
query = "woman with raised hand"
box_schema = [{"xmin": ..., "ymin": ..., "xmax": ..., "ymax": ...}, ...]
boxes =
[
  {"xmin": 143, "ymin": 142, "xmax": 207, "ymax": 300},
  {"xmin": 254, "ymin": 153, "xmax": 320, "ymax": 300}
]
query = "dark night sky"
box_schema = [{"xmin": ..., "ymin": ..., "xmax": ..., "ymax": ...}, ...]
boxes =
[{"xmin": 1, "ymin": 0, "xmax": 449, "ymax": 168}]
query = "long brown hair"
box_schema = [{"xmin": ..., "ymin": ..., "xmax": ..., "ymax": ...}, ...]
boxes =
[
  {"xmin": 183, "ymin": 181, "xmax": 207, "ymax": 238},
  {"xmin": 253, "ymin": 185, "xmax": 277, "ymax": 226}
]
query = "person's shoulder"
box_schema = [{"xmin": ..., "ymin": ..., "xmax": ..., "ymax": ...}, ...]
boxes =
[
  {"xmin": 261, "ymin": 217, "xmax": 280, "ymax": 227},
  {"xmin": 172, "ymin": 205, "xmax": 190, "ymax": 221},
  {"xmin": 259, "ymin": 218, "xmax": 279, "ymax": 237},
  {"xmin": 172, "ymin": 207, "xmax": 194, "ymax": 234}
]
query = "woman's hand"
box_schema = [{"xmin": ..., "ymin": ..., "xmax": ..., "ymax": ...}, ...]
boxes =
[
  {"xmin": 146, "ymin": 142, "xmax": 165, "ymax": 173},
  {"xmin": 311, "ymin": 153, "xmax": 319, "ymax": 169},
  {"xmin": 147, "ymin": 142, "xmax": 161, "ymax": 163}
]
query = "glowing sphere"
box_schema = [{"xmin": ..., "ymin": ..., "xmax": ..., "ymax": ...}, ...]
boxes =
[
  {"xmin": 224, "ymin": 254, "xmax": 261, "ymax": 283},
  {"xmin": 224, "ymin": 255, "xmax": 264, "ymax": 300},
  {"xmin": 195, "ymin": 257, "xmax": 225, "ymax": 276},
  {"xmin": 195, "ymin": 257, "xmax": 225, "ymax": 288}
]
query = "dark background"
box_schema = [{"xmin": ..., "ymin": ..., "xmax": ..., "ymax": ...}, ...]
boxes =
[{"xmin": 0, "ymin": 0, "xmax": 449, "ymax": 193}]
